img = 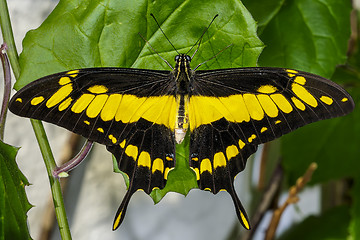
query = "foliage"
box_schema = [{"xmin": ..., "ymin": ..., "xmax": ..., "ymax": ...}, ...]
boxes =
[{"xmin": 0, "ymin": 141, "xmax": 32, "ymax": 240}]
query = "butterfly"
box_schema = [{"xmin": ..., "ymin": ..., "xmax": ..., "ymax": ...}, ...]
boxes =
[{"xmin": 9, "ymin": 18, "xmax": 354, "ymax": 231}]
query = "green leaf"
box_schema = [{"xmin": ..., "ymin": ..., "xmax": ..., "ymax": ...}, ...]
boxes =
[
  {"xmin": 16, "ymin": 0, "xmax": 263, "ymax": 90},
  {"xmin": 278, "ymin": 205, "xmax": 351, "ymax": 240},
  {"xmin": 17, "ymin": 0, "xmax": 263, "ymax": 201},
  {"xmin": 0, "ymin": 141, "xmax": 32, "ymax": 240},
  {"xmin": 258, "ymin": 0, "xmax": 351, "ymax": 78}
]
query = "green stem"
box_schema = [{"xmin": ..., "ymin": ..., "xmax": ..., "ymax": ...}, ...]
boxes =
[
  {"xmin": 0, "ymin": 0, "xmax": 72, "ymax": 239},
  {"xmin": 31, "ymin": 120, "xmax": 72, "ymax": 239},
  {"xmin": 0, "ymin": 0, "xmax": 20, "ymax": 79}
]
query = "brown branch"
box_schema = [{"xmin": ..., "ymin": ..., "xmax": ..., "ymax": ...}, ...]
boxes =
[
  {"xmin": 242, "ymin": 163, "xmax": 283, "ymax": 240},
  {"xmin": 265, "ymin": 162, "xmax": 318, "ymax": 240}
]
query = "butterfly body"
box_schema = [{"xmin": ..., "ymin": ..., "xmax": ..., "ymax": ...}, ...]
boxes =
[{"xmin": 9, "ymin": 53, "xmax": 354, "ymax": 230}]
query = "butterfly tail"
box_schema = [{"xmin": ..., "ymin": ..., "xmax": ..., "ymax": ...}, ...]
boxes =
[
  {"xmin": 228, "ymin": 185, "xmax": 251, "ymax": 230},
  {"xmin": 112, "ymin": 188, "xmax": 135, "ymax": 230}
]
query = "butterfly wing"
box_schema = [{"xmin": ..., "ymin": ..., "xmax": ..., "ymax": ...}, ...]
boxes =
[
  {"xmin": 189, "ymin": 67, "xmax": 354, "ymax": 229},
  {"xmin": 9, "ymin": 68, "xmax": 178, "ymax": 229}
]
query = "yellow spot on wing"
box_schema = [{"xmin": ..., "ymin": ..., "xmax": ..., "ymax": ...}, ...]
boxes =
[
  {"xmin": 286, "ymin": 69, "xmax": 298, "ymax": 74},
  {"xmin": 66, "ymin": 70, "xmax": 79, "ymax": 77},
  {"xmin": 108, "ymin": 134, "xmax": 117, "ymax": 144},
  {"xmin": 260, "ymin": 127, "xmax": 267, "ymax": 133},
  {"xmin": 166, "ymin": 156, "xmax": 173, "ymax": 161},
  {"xmin": 84, "ymin": 120, "xmax": 90, "ymax": 125},
  {"xmin": 320, "ymin": 96, "xmax": 333, "ymax": 105},
  {"xmin": 138, "ymin": 151, "xmax": 151, "ymax": 168},
  {"xmin": 257, "ymin": 94, "xmax": 278, "ymax": 118},
  {"xmin": 120, "ymin": 140, "xmax": 126, "ymax": 148},
  {"xmin": 58, "ymin": 97, "xmax": 73, "ymax": 111},
  {"xmin": 113, "ymin": 211, "xmax": 122, "ymax": 230},
  {"xmin": 46, "ymin": 84, "xmax": 73, "ymax": 108},
  {"xmin": 257, "ymin": 85, "xmax": 278, "ymax": 94},
  {"xmin": 248, "ymin": 134, "xmax": 256, "ymax": 143},
  {"xmin": 15, "ymin": 98, "xmax": 22, "ymax": 103},
  {"xmin": 125, "ymin": 145, "xmax": 138, "ymax": 160},
  {"xmin": 292, "ymin": 83, "xmax": 317, "ymax": 107},
  {"xmin": 270, "ymin": 94, "xmax": 293, "ymax": 113},
  {"xmin": 86, "ymin": 94, "xmax": 108, "ymax": 118},
  {"xmin": 214, "ymin": 152, "xmax": 227, "ymax": 168},
  {"xmin": 59, "ymin": 76, "xmax": 71, "ymax": 85},
  {"xmin": 101, "ymin": 94, "xmax": 122, "ymax": 121},
  {"xmin": 240, "ymin": 212, "xmax": 250, "ymax": 230},
  {"xmin": 200, "ymin": 158, "xmax": 212, "ymax": 174},
  {"xmin": 342, "ymin": 98, "xmax": 348, "ymax": 102},
  {"xmin": 71, "ymin": 94, "xmax": 95, "ymax": 113},
  {"xmin": 192, "ymin": 157, "xmax": 199, "ymax": 162},
  {"xmin": 87, "ymin": 85, "xmax": 108, "ymax": 94},
  {"xmin": 97, "ymin": 128, "xmax": 104, "ymax": 133},
  {"xmin": 191, "ymin": 167, "xmax": 200, "ymax": 180},
  {"xmin": 226, "ymin": 145, "xmax": 239, "ymax": 160},
  {"xmin": 294, "ymin": 76, "xmax": 306, "ymax": 85},
  {"xmin": 291, "ymin": 97, "xmax": 306, "ymax": 111},
  {"xmin": 275, "ymin": 120, "xmax": 281, "ymax": 124},
  {"xmin": 243, "ymin": 94, "xmax": 264, "ymax": 120},
  {"xmin": 238, "ymin": 140, "xmax": 245, "ymax": 149},
  {"xmin": 31, "ymin": 96, "xmax": 44, "ymax": 105},
  {"xmin": 152, "ymin": 158, "xmax": 164, "ymax": 173},
  {"xmin": 164, "ymin": 167, "xmax": 171, "ymax": 180}
]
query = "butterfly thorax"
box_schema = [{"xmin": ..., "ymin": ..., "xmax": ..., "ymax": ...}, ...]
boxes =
[{"xmin": 173, "ymin": 54, "xmax": 192, "ymax": 143}]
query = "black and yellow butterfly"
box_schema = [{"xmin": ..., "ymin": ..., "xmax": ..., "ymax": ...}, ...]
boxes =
[{"xmin": 9, "ymin": 47, "xmax": 354, "ymax": 230}]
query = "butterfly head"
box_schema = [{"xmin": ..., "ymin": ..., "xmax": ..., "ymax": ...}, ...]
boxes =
[{"xmin": 174, "ymin": 54, "xmax": 192, "ymax": 73}]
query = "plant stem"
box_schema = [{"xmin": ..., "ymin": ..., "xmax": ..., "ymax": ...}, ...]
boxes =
[
  {"xmin": 0, "ymin": 0, "xmax": 20, "ymax": 79},
  {"xmin": 31, "ymin": 120, "xmax": 72, "ymax": 239},
  {"xmin": 0, "ymin": 0, "xmax": 72, "ymax": 239}
]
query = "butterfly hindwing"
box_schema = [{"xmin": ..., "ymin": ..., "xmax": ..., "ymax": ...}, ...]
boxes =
[
  {"xmin": 107, "ymin": 119, "xmax": 175, "ymax": 229},
  {"xmin": 188, "ymin": 67, "xmax": 354, "ymax": 229}
]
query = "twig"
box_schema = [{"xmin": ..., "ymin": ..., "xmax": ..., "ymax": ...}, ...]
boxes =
[
  {"xmin": 0, "ymin": 43, "xmax": 10, "ymax": 140},
  {"xmin": 265, "ymin": 162, "xmax": 318, "ymax": 240},
  {"xmin": 242, "ymin": 163, "xmax": 283, "ymax": 240}
]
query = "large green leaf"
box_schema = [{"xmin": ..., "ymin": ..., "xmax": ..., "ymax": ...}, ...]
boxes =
[
  {"xmin": 0, "ymin": 141, "xmax": 32, "ymax": 240},
  {"xmin": 16, "ymin": 0, "xmax": 263, "ymax": 90},
  {"xmin": 16, "ymin": 0, "xmax": 263, "ymax": 200},
  {"xmin": 258, "ymin": 0, "xmax": 351, "ymax": 78}
]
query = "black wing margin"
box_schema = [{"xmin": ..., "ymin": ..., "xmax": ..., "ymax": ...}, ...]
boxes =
[{"xmin": 189, "ymin": 67, "xmax": 354, "ymax": 229}]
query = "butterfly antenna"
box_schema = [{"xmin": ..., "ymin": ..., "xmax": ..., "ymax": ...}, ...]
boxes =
[
  {"xmin": 193, "ymin": 43, "xmax": 233, "ymax": 71},
  {"xmin": 187, "ymin": 14, "xmax": 219, "ymax": 59},
  {"xmin": 150, "ymin": 13, "xmax": 180, "ymax": 55},
  {"xmin": 138, "ymin": 32, "xmax": 173, "ymax": 70}
]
